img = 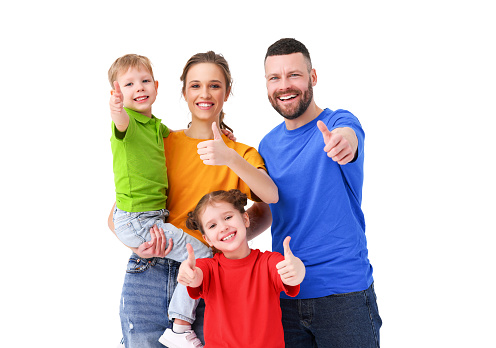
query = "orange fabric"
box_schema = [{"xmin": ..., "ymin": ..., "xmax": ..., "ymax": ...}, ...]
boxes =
[{"xmin": 164, "ymin": 131, "xmax": 266, "ymax": 245}]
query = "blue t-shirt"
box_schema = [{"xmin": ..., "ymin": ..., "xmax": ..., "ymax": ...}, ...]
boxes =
[{"xmin": 259, "ymin": 108, "xmax": 373, "ymax": 299}]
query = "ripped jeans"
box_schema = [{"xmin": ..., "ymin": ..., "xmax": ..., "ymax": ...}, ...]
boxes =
[{"xmin": 119, "ymin": 255, "xmax": 205, "ymax": 348}]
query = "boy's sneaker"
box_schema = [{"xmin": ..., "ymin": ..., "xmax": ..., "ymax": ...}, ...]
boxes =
[{"xmin": 159, "ymin": 328, "xmax": 203, "ymax": 348}]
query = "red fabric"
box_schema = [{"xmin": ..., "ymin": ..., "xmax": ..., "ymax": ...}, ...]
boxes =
[{"xmin": 188, "ymin": 249, "xmax": 299, "ymax": 348}]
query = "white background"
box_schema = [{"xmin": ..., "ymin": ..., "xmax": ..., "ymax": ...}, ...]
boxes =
[{"xmin": 2, "ymin": 1, "xmax": 495, "ymax": 347}]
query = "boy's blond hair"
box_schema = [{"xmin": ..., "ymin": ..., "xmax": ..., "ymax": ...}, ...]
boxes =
[{"xmin": 108, "ymin": 54, "xmax": 155, "ymax": 88}]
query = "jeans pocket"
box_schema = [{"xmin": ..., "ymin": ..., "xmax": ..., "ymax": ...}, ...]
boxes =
[{"xmin": 125, "ymin": 255, "xmax": 152, "ymax": 274}]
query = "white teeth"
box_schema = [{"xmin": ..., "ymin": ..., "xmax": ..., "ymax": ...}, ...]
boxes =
[
  {"xmin": 222, "ymin": 233, "xmax": 235, "ymax": 241},
  {"xmin": 279, "ymin": 95, "xmax": 297, "ymax": 100},
  {"xmin": 135, "ymin": 97, "xmax": 147, "ymax": 101},
  {"xmin": 198, "ymin": 103, "xmax": 212, "ymax": 107}
]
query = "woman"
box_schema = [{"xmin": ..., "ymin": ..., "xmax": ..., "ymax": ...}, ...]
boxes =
[{"xmin": 109, "ymin": 51, "xmax": 274, "ymax": 348}]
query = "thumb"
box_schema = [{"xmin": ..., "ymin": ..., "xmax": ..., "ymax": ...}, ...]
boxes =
[
  {"xmin": 317, "ymin": 120, "xmax": 331, "ymax": 137},
  {"xmin": 283, "ymin": 236, "xmax": 293, "ymax": 259},
  {"xmin": 112, "ymin": 81, "xmax": 122, "ymax": 96},
  {"xmin": 186, "ymin": 243, "xmax": 196, "ymax": 268},
  {"xmin": 212, "ymin": 122, "xmax": 222, "ymax": 140}
]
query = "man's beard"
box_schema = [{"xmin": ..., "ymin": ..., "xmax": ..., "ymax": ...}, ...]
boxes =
[{"xmin": 269, "ymin": 79, "xmax": 313, "ymax": 120}]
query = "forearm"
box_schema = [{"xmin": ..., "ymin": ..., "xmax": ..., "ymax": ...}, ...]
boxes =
[
  {"xmin": 227, "ymin": 150, "xmax": 278, "ymax": 203},
  {"xmin": 246, "ymin": 202, "xmax": 272, "ymax": 241}
]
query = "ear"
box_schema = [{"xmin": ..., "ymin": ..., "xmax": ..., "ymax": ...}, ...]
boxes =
[
  {"xmin": 203, "ymin": 234, "xmax": 214, "ymax": 247},
  {"xmin": 243, "ymin": 212, "xmax": 250, "ymax": 228},
  {"xmin": 311, "ymin": 68, "xmax": 317, "ymax": 87},
  {"xmin": 155, "ymin": 80, "xmax": 159, "ymax": 92}
]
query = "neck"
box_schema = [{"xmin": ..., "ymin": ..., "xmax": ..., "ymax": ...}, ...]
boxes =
[
  {"xmin": 224, "ymin": 245, "xmax": 251, "ymax": 260},
  {"xmin": 284, "ymin": 101, "xmax": 323, "ymax": 130},
  {"xmin": 184, "ymin": 119, "xmax": 217, "ymax": 139}
]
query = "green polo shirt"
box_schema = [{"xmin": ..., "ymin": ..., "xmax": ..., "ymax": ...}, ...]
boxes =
[{"xmin": 111, "ymin": 107, "xmax": 170, "ymax": 212}]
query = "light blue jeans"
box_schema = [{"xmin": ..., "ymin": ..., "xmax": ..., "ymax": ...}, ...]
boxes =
[
  {"xmin": 120, "ymin": 255, "xmax": 205, "ymax": 348},
  {"xmin": 114, "ymin": 207, "xmax": 212, "ymax": 345}
]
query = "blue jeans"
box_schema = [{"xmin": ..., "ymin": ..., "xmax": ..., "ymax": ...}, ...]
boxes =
[
  {"xmin": 280, "ymin": 283, "xmax": 381, "ymax": 348},
  {"xmin": 120, "ymin": 254, "xmax": 205, "ymax": 348}
]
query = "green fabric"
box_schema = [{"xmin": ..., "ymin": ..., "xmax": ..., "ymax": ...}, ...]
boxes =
[{"xmin": 111, "ymin": 107, "xmax": 170, "ymax": 212}]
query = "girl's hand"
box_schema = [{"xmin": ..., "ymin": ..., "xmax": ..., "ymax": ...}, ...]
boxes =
[
  {"xmin": 178, "ymin": 244, "xmax": 203, "ymax": 288},
  {"xmin": 276, "ymin": 237, "xmax": 306, "ymax": 286},
  {"xmin": 136, "ymin": 225, "xmax": 173, "ymax": 258},
  {"xmin": 197, "ymin": 122, "xmax": 235, "ymax": 166}
]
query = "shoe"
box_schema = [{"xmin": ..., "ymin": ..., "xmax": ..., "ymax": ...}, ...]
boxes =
[{"xmin": 159, "ymin": 328, "xmax": 203, "ymax": 348}]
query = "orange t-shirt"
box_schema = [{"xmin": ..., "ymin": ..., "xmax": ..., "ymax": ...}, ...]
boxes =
[{"xmin": 164, "ymin": 131, "xmax": 266, "ymax": 245}]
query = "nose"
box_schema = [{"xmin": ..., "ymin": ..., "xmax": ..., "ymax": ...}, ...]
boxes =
[
  {"xmin": 200, "ymin": 86, "xmax": 210, "ymax": 98},
  {"xmin": 136, "ymin": 82, "xmax": 144, "ymax": 92},
  {"xmin": 279, "ymin": 76, "xmax": 291, "ymax": 90}
]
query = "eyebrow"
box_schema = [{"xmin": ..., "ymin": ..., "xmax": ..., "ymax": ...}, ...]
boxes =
[{"xmin": 188, "ymin": 79, "xmax": 224, "ymax": 84}]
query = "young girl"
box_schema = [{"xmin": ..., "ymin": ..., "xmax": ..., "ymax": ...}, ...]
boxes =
[{"xmin": 178, "ymin": 189, "xmax": 306, "ymax": 348}]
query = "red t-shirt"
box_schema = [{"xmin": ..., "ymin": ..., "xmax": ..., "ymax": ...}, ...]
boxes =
[{"xmin": 188, "ymin": 249, "xmax": 300, "ymax": 347}]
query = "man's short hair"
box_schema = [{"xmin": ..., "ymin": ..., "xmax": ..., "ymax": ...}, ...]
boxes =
[{"xmin": 265, "ymin": 38, "xmax": 312, "ymax": 71}]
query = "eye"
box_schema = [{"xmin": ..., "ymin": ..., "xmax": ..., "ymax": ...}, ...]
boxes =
[
  {"xmin": 190, "ymin": 83, "xmax": 200, "ymax": 89},
  {"xmin": 143, "ymin": 79, "xmax": 151, "ymax": 83},
  {"xmin": 208, "ymin": 223, "xmax": 216, "ymax": 229},
  {"xmin": 269, "ymin": 76, "xmax": 279, "ymax": 81},
  {"xmin": 290, "ymin": 73, "xmax": 300, "ymax": 78},
  {"xmin": 225, "ymin": 215, "xmax": 232, "ymax": 221},
  {"xmin": 124, "ymin": 82, "xmax": 133, "ymax": 87},
  {"xmin": 210, "ymin": 83, "xmax": 221, "ymax": 89}
]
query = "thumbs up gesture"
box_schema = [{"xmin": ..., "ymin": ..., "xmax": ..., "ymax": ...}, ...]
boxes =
[
  {"xmin": 316, "ymin": 120, "xmax": 357, "ymax": 165},
  {"xmin": 276, "ymin": 236, "xmax": 306, "ymax": 286},
  {"xmin": 109, "ymin": 81, "xmax": 129, "ymax": 131},
  {"xmin": 197, "ymin": 122, "xmax": 234, "ymax": 166},
  {"xmin": 178, "ymin": 244, "xmax": 203, "ymax": 288}
]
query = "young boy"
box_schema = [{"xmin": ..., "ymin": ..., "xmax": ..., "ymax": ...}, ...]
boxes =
[{"xmin": 108, "ymin": 54, "xmax": 212, "ymax": 347}]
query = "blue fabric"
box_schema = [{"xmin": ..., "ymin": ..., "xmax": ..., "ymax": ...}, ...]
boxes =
[
  {"xmin": 259, "ymin": 108, "xmax": 373, "ymax": 299},
  {"xmin": 119, "ymin": 255, "xmax": 205, "ymax": 347}
]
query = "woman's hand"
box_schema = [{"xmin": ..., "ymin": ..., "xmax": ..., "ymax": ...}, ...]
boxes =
[
  {"xmin": 197, "ymin": 122, "xmax": 235, "ymax": 166},
  {"xmin": 136, "ymin": 225, "xmax": 173, "ymax": 259}
]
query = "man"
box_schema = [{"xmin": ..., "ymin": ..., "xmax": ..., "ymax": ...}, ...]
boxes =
[{"xmin": 257, "ymin": 38, "xmax": 381, "ymax": 347}]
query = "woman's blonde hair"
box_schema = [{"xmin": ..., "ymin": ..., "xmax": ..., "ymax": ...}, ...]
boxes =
[{"xmin": 180, "ymin": 51, "xmax": 233, "ymax": 133}]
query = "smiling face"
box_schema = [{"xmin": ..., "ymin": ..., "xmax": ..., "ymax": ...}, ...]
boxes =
[
  {"xmin": 200, "ymin": 201, "xmax": 251, "ymax": 259},
  {"xmin": 116, "ymin": 66, "xmax": 158, "ymax": 117},
  {"xmin": 265, "ymin": 53, "xmax": 316, "ymax": 120},
  {"xmin": 183, "ymin": 63, "xmax": 230, "ymax": 124}
]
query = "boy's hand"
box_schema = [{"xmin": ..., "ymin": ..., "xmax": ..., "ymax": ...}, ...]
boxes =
[
  {"xmin": 110, "ymin": 81, "xmax": 129, "ymax": 131},
  {"xmin": 317, "ymin": 121, "xmax": 357, "ymax": 165},
  {"xmin": 178, "ymin": 244, "xmax": 203, "ymax": 288},
  {"xmin": 276, "ymin": 236, "xmax": 306, "ymax": 286},
  {"xmin": 197, "ymin": 122, "xmax": 235, "ymax": 166}
]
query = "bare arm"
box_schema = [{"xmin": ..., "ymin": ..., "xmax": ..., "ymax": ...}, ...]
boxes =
[
  {"xmin": 197, "ymin": 122, "xmax": 279, "ymax": 203},
  {"xmin": 246, "ymin": 202, "xmax": 272, "ymax": 241}
]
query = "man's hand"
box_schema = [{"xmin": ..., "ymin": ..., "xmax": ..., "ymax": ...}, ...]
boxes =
[
  {"xmin": 276, "ymin": 236, "xmax": 306, "ymax": 286},
  {"xmin": 136, "ymin": 225, "xmax": 173, "ymax": 259},
  {"xmin": 178, "ymin": 244, "xmax": 203, "ymax": 288},
  {"xmin": 317, "ymin": 120, "xmax": 357, "ymax": 165},
  {"xmin": 197, "ymin": 122, "xmax": 234, "ymax": 165}
]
